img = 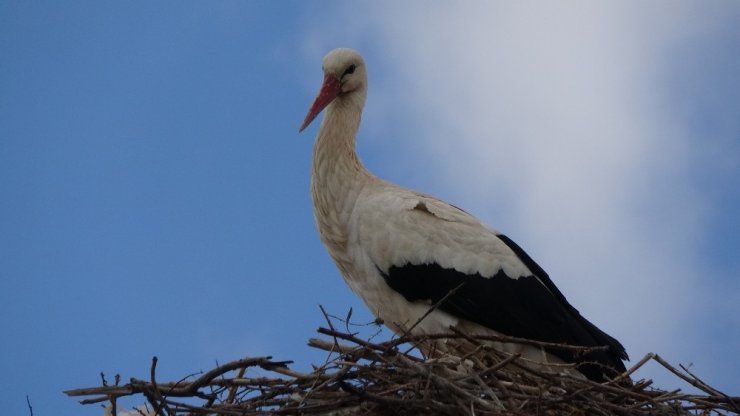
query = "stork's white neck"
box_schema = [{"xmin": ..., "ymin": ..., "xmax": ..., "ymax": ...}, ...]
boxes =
[{"xmin": 311, "ymin": 92, "xmax": 373, "ymax": 265}]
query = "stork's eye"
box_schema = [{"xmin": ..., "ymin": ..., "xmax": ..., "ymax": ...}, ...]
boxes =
[{"xmin": 343, "ymin": 64, "xmax": 357, "ymax": 77}]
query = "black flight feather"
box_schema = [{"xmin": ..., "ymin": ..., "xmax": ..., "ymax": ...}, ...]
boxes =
[{"xmin": 378, "ymin": 233, "xmax": 628, "ymax": 382}]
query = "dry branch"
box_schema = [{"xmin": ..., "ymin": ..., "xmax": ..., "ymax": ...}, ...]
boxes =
[{"xmin": 65, "ymin": 314, "xmax": 739, "ymax": 416}]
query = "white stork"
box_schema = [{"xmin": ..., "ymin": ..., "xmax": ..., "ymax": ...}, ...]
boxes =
[{"xmin": 299, "ymin": 48, "xmax": 628, "ymax": 382}]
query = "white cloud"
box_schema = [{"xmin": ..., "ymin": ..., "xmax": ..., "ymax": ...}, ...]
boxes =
[{"xmin": 301, "ymin": 1, "xmax": 739, "ymax": 390}]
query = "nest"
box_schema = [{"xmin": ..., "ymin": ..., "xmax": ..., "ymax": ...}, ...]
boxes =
[{"xmin": 66, "ymin": 311, "xmax": 739, "ymax": 416}]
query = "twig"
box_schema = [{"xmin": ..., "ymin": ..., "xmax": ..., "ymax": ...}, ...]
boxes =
[
  {"xmin": 26, "ymin": 395, "xmax": 33, "ymax": 416},
  {"xmin": 397, "ymin": 282, "xmax": 466, "ymax": 341},
  {"xmin": 149, "ymin": 356, "xmax": 169, "ymax": 416}
]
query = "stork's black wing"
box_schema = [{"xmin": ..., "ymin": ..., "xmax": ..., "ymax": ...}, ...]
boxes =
[{"xmin": 379, "ymin": 233, "xmax": 628, "ymax": 382}]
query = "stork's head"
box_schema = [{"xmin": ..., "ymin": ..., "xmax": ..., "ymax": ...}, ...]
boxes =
[{"xmin": 299, "ymin": 48, "xmax": 367, "ymax": 132}]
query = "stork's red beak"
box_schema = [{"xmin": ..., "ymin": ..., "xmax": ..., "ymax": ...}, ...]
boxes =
[{"xmin": 299, "ymin": 74, "xmax": 341, "ymax": 132}]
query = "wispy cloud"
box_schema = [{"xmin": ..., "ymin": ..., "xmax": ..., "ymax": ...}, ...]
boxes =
[{"xmin": 301, "ymin": 1, "xmax": 740, "ymax": 390}]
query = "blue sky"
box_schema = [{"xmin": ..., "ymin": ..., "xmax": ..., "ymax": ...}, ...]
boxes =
[{"xmin": 1, "ymin": 2, "xmax": 739, "ymax": 414}]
